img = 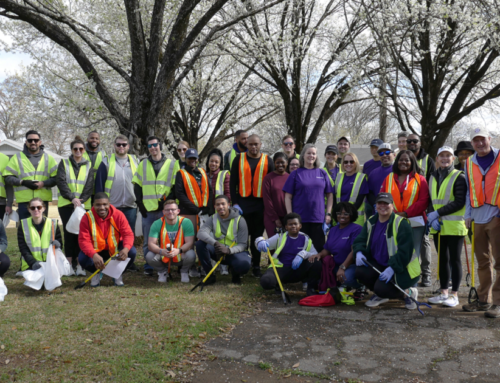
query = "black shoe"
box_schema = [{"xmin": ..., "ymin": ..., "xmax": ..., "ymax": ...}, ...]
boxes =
[
  {"xmin": 485, "ymin": 305, "xmax": 500, "ymax": 318},
  {"xmin": 231, "ymin": 274, "xmax": 242, "ymax": 285},
  {"xmin": 127, "ymin": 263, "xmax": 138, "ymax": 272},
  {"xmin": 353, "ymin": 286, "xmax": 366, "ymax": 301},
  {"xmin": 463, "ymin": 301, "xmax": 491, "ymax": 312},
  {"xmin": 204, "ymin": 275, "xmax": 216, "ymax": 286},
  {"xmin": 419, "ymin": 276, "xmax": 431, "ymax": 287},
  {"xmin": 252, "ymin": 267, "xmax": 262, "ymax": 278},
  {"xmin": 306, "ymin": 287, "xmax": 318, "ymax": 297},
  {"xmin": 144, "ymin": 269, "xmax": 153, "ymax": 276}
]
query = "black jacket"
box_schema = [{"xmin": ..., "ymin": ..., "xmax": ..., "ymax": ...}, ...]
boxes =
[
  {"xmin": 428, "ymin": 166, "xmax": 466, "ymax": 216},
  {"xmin": 56, "ymin": 156, "xmax": 95, "ymax": 203},
  {"xmin": 414, "ymin": 148, "xmax": 436, "ymax": 182},
  {"xmin": 174, "ymin": 166, "xmax": 214, "ymax": 216}
]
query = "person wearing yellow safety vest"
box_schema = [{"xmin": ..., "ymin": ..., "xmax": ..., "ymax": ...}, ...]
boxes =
[
  {"xmin": 18, "ymin": 197, "xmax": 62, "ymax": 272},
  {"xmin": 426, "ymin": 146, "xmax": 467, "ymax": 308},
  {"xmin": 205, "ymin": 148, "xmax": 231, "ymax": 205},
  {"xmin": 256, "ymin": 212, "xmax": 320, "ymax": 296},
  {"xmin": 281, "ymin": 135, "xmax": 300, "ymax": 160},
  {"xmin": 132, "ymin": 136, "xmax": 176, "ymax": 276},
  {"xmin": 0, "ymin": 152, "xmax": 14, "ymax": 220},
  {"xmin": 354, "ymin": 192, "xmax": 421, "ymax": 310},
  {"xmin": 196, "ymin": 195, "xmax": 251, "ymax": 285},
  {"xmin": 230, "ymin": 134, "xmax": 274, "ymax": 278},
  {"xmin": 56, "ymin": 136, "xmax": 94, "ymax": 276},
  {"xmin": 223, "ymin": 130, "xmax": 248, "ymax": 171},
  {"xmin": 83, "ymin": 131, "xmax": 107, "ymax": 187},
  {"xmin": 4, "ymin": 130, "xmax": 58, "ymax": 220}
]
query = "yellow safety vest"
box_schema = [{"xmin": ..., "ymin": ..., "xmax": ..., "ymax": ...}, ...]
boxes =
[
  {"xmin": 20, "ymin": 217, "xmax": 57, "ymax": 271},
  {"xmin": 334, "ymin": 172, "xmax": 366, "ymax": 225},
  {"xmin": 215, "ymin": 170, "xmax": 229, "ymax": 197},
  {"xmin": 323, "ymin": 166, "xmax": 340, "ymax": 213},
  {"xmin": 213, "ymin": 215, "xmax": 241, "ymax": 247},
  {"xmin": 271, "ymin": 232, "xmax": 312, "ymax": 268},
  {"xmin": 418, "ymin": 155, "xmax": 429, "ymax": 176},
  {"xmin": 83, "ymin": 149, "xmax": 107, "ymax": 172},
  {"xmin": 229, "ymin": 149, "xmax": 238, "ymax": 170},
  {"xmin": 103, "ymin": 154, "xmax": 138, "ymax": 197},
  {"xmin": 57, "ymin": 159, "xmax": 92, "ymax": 209},
  {"xmin": 0, "ymin": 153, "xmax": 9, "ymax": 199}
]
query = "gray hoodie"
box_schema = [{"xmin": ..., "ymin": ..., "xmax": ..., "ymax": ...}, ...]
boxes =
[{"xmin": 197, "ymin": 207, "xmax": 248, "ymax": 254}]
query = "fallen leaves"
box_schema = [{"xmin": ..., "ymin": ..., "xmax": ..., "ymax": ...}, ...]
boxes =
[
  {"xmin": 292, "ymin": 362, "xmax": 300, "ymax": 368},
  {"xmin": 166, "ymin": 370, "xmax": 176, "ymax": 378}
]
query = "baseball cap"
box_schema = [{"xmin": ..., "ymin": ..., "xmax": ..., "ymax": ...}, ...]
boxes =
[
  {"xmin": 337, "ymin": 136, "xmax": 350, "ymax": 143},
  {"xmin": 470, "ymin": 127, "xmax": 490, "ymax": 140},
  {"xmin": 376, "ymin": 192, "xmax": 393, "ymax": 204},
  {"xmin": 185, "ymin": 148, "xmax": 199, "ymax": 159},
  {"xmin": 377, "ymin": 143, "xmax": 392, "ymax": 152},
  {"xmin": 370, "ymin": 139, "xmax": 383, "ymax": 147},
  {"xmin": 437, "ymin": 146, "xmax": 454, "ymax": 156},
  {"xmin": 325, "ymin": 145, "xmax": 339, "ymax": 155}
]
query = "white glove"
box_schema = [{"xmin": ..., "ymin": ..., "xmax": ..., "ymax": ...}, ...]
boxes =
[{"xmin": 297, "ymin": 250, "xmax": 308, "ymax": 259}]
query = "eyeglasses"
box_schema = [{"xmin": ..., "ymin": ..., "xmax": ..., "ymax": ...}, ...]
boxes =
[
  {"xmin": 29, "ymin": 206, "xmax": 43, "ymax": 211},
  {"xmin": 177, "ymin": 148, "xmax": 187, "ymax": 152},
  {"xmin": 407, "ymin": 139, "xmax": 419, "ymax": 144},
  {"xmin": 343, "ymin": 160, "xmax": 355, "ymax": 164},
  {"xmin": 72, "ymin": 147, "xmax": 84, "ymax": 152},
  {"xmin": 27, "ymin": 139, "xmax": 40, "ymax": 143},
  {"xmin": 115, "ymin": 143, "xmax": 128, "ymax": 147},
  {"xmin": 148, "ymin": 143, "xmax": 159, "ymax": 148},
  {"xmin": 378, "ymin": 151, "xmax": 392, "ymax": 156},
  {"xmin": 164, "ymin": 209, "xmax": 177, "ymax": 212},
  {"xmin": 283, "ymin": 142, "xmax": 294, "ymax": 146}
]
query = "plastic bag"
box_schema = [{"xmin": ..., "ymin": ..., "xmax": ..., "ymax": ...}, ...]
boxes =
[
  {"xmin": 0, "ymin": 277, "xmax": 7, "ymax": 302},
  {"xmin": 66, "ymin": 206, "xmax": 86, "ymax": 234},
  {"xmin": 2, "ymin": 213, "xmax": 9, "ymax": 228},
  {"xmin": 55, "ymin": 249, "xmax": 72, "ymax": 276},
  {"xmin": 135, "ymin": 210, "xmax": 143, "ymax": 236},
  {"xmin": 17, "ymin": 266, "xmax": 45, "ymax": 290},
  {"xmin": 44, "ymin": 245, "xmax": 62, "ymax": 291}
]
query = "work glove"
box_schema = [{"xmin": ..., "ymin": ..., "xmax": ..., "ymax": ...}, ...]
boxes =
[
  {"xmin": 356, "ymin": 252, "xmax": 367, "ymax": 267},
  {"xmin": 322, "ymin": 222, "xmax": 331, "ymax": 235},
  {"xmin": 292, "ymin": 255, "xmax": 304, "ymax": 270},
  {"xmin": 22, "ymin": 180, "xmax": 39, "ymax": 190},
  {"xmin": 431, "ymin": 219, "xmax": 441, "ymax": 232},
  {"xmin": 138, "ymin": 204, "xmax": 148, "ymax": 218},
  {"xmin": 32, "ymin": 262, "xmax": 42, "ymax": 270},
  {"xmin": 255, "ymin": 237, "xmax": 269, "ymax": 253},
  {"xmin": 427, "ymin": 211, "xmax": 439, "ymax": 223},
  {"xmin": 379, "ymin": 266, "xmax": 394, "ymax": 283},
  {"xmin": 233, "ymin": 204, "xmax": 243, "ymax": 215},
  {"xmin": 51, "ymin": 240, "xmax": 61, "ymax": 249}
]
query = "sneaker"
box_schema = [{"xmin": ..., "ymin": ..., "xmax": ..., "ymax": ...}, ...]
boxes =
[
  {"xmin": 158, "ymin": 271, "xmax": 168, "ymax": 283},
  {"xmin": 405, "ymin": 288, "xmax": 418, "ymax": 310},
  {"xmin": 484, "ymin": 305, "xmax": 500, "ymax": 318},
  {"xmin": 442, "ymin": 295, "xmax": 459, "ymax": 307},
  {"xmin": 200, "ymin": 267, "xmax": 207, "ymax": 277},
  {"xmin": 302, "ymin": 282, "xmax": 308, "ymax": 292},
  {"xmin": 189, "ymin": 265, "xmax": 201, "ymax": 278},
  {"xmin": 220, "ymin": 265, "xmax": 229, "ymax": 275},
  {"xmin": 90, "ymin": 273, "xmax": 100, "ymax": 287},
  {"xmin": 180, "ymin": 272, "xmax": 190, "ymax": 283},
  {"xmin": 353, "ymin": 286, "xmax": 366, "ymax": 301},
  {"xmin": 127, "ymin": 263, "xmax": 138, "ymax": 272},
  {"xmin": 365, "ymin": 294, "xmax": 389, "ymax": 307},
  {"xmin": 68, "ymin": 267, "xmax": 76, "ymax": 277},
  {"xmin": 75, "ymin": 264, "xmax": 86, "ymax": 276},
  {"xmin": 252, "ymin": 267, "xmax": 262, "ymax": 278},
  {"xmin": 113, "ymin": 275, "xmax": 124, "ymax": 287},
  {"xmin": 419, "ymin": 280, "xmax": 431, "ymax": 287},
  {"xmin": 428, "ymin": 293, "xmax": 448, "ymax": 305},
  {"xmin": 144, "ymin": 269, "xmax": 153, "ymax": 276},
  {"xmin": 231, "ymin": 274, "xmax": 242, "ymax": 285},
  {"xmin": 463, "ymin": 301, "xmax": 491, "ymax": 312}
]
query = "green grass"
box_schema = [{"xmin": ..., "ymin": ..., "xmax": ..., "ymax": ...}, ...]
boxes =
[{"xmin": 0, "ymin": 228, "xmax": 264, "ymax": 382}]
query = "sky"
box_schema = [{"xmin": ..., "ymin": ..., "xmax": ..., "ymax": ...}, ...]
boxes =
[{"xmin": 0, "ymin": 51, "xmax": 32, "ymax": 81}]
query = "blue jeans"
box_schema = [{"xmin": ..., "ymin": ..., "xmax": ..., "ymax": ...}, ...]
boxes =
[
  {"xmin": 334, "ymin": 264, "xmax": 361, "ymax": 289},
  {"xmin": 117, "ymin": 207, "xmax": 137, "ymax": 234},
  {"xmin": 17, "ymin": 202, "xmax": 49, "ymax": 220},
  {"xmin": 195, "ymin": 240, "xmax": 251, "ymax": 276},
  {"xmin": 142, "ymin": 210, "xmax": 164, "ymax": 271},
  {"xmin": 78, "ymin": 243, "xmax": 137, "ymax": 274}
]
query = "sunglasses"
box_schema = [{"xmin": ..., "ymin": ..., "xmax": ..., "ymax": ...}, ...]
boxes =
[
  {"xmin": 148, "ymin": 143, "xmax": 159, "ymax": 148},
  {"xmin": 378, "ymin": 150, "xmax": 392, "ymax": 156},
  {"xmin": 72, "ymin": 147, "xmax": 84, "ymax": 152},
  {"xmin": 29, "ymin": 206, "xmax": 43, "ymax": 211},
  {"xmin": 27, "ymin": 139, "xmax": 40, "ymax": 143},
  {"xmin": 343, "ymin": 160, "xmax": 355, "ymax": 164},
  {"xmin": 407, "ymin": 139, "xmax": 419, "ymax": 144},
  {"xmin": 177, "ymin": 148, "xmax": 187, "ymax": 152},
  {"xmin": 115, "ymin": 143, "xmax": 128, "ymax": 147},
  {"xmin": 283, "ymin": 142, "xmax": 294, "ymax": 146}
]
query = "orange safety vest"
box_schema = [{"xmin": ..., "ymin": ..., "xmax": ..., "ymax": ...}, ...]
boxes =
[
  {"xmin": 382, "ymin": 172, "xmax": 421, "ymax": 212},
  {"xmin": 180, "ymin": 168, "xmax": 209, "ymax": 207},
  {"xmin": 159, "ymin": 216, "xmax": 185, "ymax": 263},
  {"xmin": 86, "ymin": 211, "xmax": 120, "ymax": 256},
  {"xmin": 466, "ymin": 154, "xmax": 500, "ymax": 208},
  {"xmin": 238, "ymin": 153, "xmax": 269, "ymax": 198}
]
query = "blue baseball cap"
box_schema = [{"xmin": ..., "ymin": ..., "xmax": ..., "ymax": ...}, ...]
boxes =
[
  {"xmin": 370, "ymin": 139, "xmax": 384, "ymax": 147},
  {"xmin": 185, "ymin": 148, "xmax": 199, "ymax": 159}
]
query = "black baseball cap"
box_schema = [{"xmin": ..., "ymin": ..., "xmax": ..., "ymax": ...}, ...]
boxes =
[
  {"xmin": 325, "ymin": 145, "xmax": 339, "ymax": 155},
  {"xmin": 370, "ymin": 139, "xmax": 383, "ymax": 147},
  {"xmin": 376, "ymin": 192, "xmax": 393, "ymax": 204},
  {"xmin": 185, "ymin": 148, "xmax": 199, "ymax": 159}
]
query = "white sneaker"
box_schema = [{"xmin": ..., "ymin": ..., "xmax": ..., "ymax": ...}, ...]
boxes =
[
  {"xmin": 220, "ymin": 265, "xmax": 229, "ymax": 275},
  {"xmin": 90, "ymin": 273, "xmax": 100, "ymax": 287},
  {"xmin": 188, "ymin": 266, "xmax": 201, "ymax": 278},
  {"xmin": 158, "ymin": 271, "xmax": 168, "ymax": 283},
  {"xmin": 365, "ymin": 294, "xmax": 389, "ymax": 307},
  {"xmin": 405, "ymin": 287, "xmax": 418, "ymax": 310},
  {"xmin": 113, "ymin": 275, "xmax": 124, "ymax": 287},
  {"xmin": 442, "ymin": 295, "xmax": 459, "ymax": 307},
  {"xmin": 302, "ymin": 283, "xmax": 308, "ymax": 291},
  {"xmin": 76, "ymin": 264, "xmax": 86, "ymax": 276},
  {"xmin": 181, "ymin": 272, "xmax": 190, "ymax": 283},
  {"xmin": 428, "ymin": 293, "xmax": 448, "ymax": 305},
  {"xmin": 68, "ymin": 267, "xmax": 76, "ymax": 276}
]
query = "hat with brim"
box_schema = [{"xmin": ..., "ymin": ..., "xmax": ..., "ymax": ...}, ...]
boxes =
[
  {"xmin": 376, "ymin": 192, "xmax": 393, "ymax": 204},
  {"xmin": 454, "ymin": 141, "xmax": 475, "ymax": 156},
  {"xmin": 185, "ymin": 148, "xmax": 199, "ymax": 159},
  {"xmin": 325, "ymin": 145, "xmax": 339, "ymax": 155},
  {"xmin": 437, "ymin": 146, "xmax": 454, "ymax": 156}
]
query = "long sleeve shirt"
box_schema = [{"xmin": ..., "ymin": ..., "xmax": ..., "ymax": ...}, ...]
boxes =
[
  {"xmin": 381, "ymin": 172, "xmax": 430, "ymax": 219},
  {"xmin": 18, "ymin": 219, "xmax": 63, "ymax": 267}
]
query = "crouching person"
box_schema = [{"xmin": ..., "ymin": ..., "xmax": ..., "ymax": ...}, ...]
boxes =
[
  {"xmin": 0, "ymin": 217, "xmax": 9, "ymax": 278},
  {"xmin": 145, "ymin": 200, "xmax": 196, "ymax": 284},
  {"xmin": 256, "ymin": 213, "xmax": 321, "ymax": 296},
  {"xmin": 78, "ymin": 192, "xmax": 136, "ymax": 287},
  {"xmin": 196, "ymin": 195, "xmax": 251, "ymax": 285},
  {"xmin": 353, "ymin": 192, "xmax": 420, "ymax": 309}
]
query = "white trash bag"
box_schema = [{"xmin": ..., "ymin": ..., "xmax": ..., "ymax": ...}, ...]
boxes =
[
  {"xmin": 55, "ymin": 249, "xmax": 72, "ymax": 276},
  {"xmin": 135, "ymin": 210, "xmax": 143, "ymax": 236},
  {"xmin": 2, "ymin": 213, "xmax": 9, "ymax": 228},
  {"xmin": 17, "ymin": 266, "xmax": 45, "ymax": 290},
  {"xmin": 66, "ymin": 206, "xmax": 86, "ymax": 234},
  {"xmin": 0, "ymin": 277, "xmax": 7, "ymax": 302},
  {"xmin": 44, "ymin": 245, "xmax": 62, "ymax": 291}
]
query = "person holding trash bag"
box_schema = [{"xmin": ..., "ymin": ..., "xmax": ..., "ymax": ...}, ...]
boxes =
[
  {"xmin": 263, "ymin": 152, "xmax": 289, "ymax": 238},
  {"xmin": 257, "ymin": 213, "xmax": 320, "ymax": 296},
  {"xmin": 354, "ymin": 192, "xmax": 421, "ymax": 310},
  {"xmin": 18, "ymin": 197, "xmax": 62, "ymax": 271},
  {"xmin": 77, "ymin": 193, "xmax": 136, "ymax": 287},
  {"xmin": 0, "ymin": 217, "xmax": 9, "ymax": 277},
  {"xmin": 56, "ymin": 135, "xmax": 94, "ymax": 276},
  {"xmin": 145, "ymin": 200, "xmax": 196, "ymax": 284},
  {"xmin": 426, "ymin": 146, "xmax": 467, "ymax": 307},
  {"xmin": 196, "ymin": 195, "xmax": 251, "ymax": 285}
]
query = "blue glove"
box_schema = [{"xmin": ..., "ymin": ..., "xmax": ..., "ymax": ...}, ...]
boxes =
[
  {"xmin": 322, "ymin": 222, "xmax": 331, "ymax": 235},
  {"xmin": 356, "ymin": 252, "xmax": 367, "ymax": 267},
  {"xmin": 233, "ymin": 204, "xmax": 243, "ymax": 215},
  {"xmin": 255, "ymin": 237, "xmax": 269, "ymax": 253},
  {"xmin": 431, "ymin": 219, "xmax": 441, "ymax": 232},
  {"xmin": 292, "ymin": 255, "xmax": 304, "ymax": 270},
  {"xmin": 427, "ymin": 211, "xmax": 439, "ymax": 223},
  {"xmin": 379, "ymin": 266, "xmax": 394, "ymax": 283}
]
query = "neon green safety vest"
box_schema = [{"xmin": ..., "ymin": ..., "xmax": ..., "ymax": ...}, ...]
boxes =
[
  {"xmin": 132, "ymin": 158, "xmax": 176, "ymax": 212},
  {"xmin": 366, "ymin": 215, "xmax": 420, "ymax": 279},
  {"xmin": 57, "ymin": 159, "xmax": 92, "ymax": 209},
  {"xmin": 213, "ymin": 215, "xmax": 241, "ymax": 247},
  {"xmin": 214, "ymin": 170, "xmax": 229, "ymax": 197},
  {"xmin": 20, "ymin": 217, "xmax": 57, "ymax": 271},
  {"xmin": 0, "ymin": 153, "xmax": 9, "ymax": 199},
  {"xmin": 4, "ymin": 152, "xmax": 58, "ymax": 203},
  {"xmin": 334, "ymin": 172, "xmax": 366, "ymax": 225},
  {"xmin": 271, "ymin": 232, "xmax": 312, "ymax": 268},
  {"xmin": 418, "ymin": 155, "xmax": 429, "ymax": 176},
  {"xmin": 83, "ymin": 149, "xmax": 107, "ymax": 172},
  {"xmin": 229, "ymin": 149, "xmax": 240, "ymax": 170},
  {"xmin": 323, "ymin": 166, "xmax": 340, "ymax": 213},
  {"xmin": 429, "ymin": 169, "xmax": 467, "ymax": 236},
  {"xmin": 103, "ymin": 154, "xmax": 138, "ymax": 197},
  {"xmin": 173, "ymin": 159, "xmax": 182, "ymax": 176}
]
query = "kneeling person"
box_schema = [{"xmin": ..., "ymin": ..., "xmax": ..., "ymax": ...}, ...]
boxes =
[
  {"xmin": 78, "ymin": 192, "xmax": 136, "ymax": 287},
  {"xmin": 257, "ymin": 213, "xmax": 321, "ymax": 296},
  {"xmin": 145, "ymin": 200, "xmax": 196, "ymax": 283},
  {"xmin": 196, "ymin": 195, "xmax": 251, "ymax": 284}
]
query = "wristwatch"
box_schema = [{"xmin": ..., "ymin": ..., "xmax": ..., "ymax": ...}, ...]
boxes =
[
  {"xmin": 340, "ymin": 265, "xmax": 346, "ymax": 270},
  {"xmin": 326, "ymin": 213, "xmax": 332, "ymax": 217},
  {"xmin": 179, "ymin": 248, "xmax": 183, "ymax": 254}
]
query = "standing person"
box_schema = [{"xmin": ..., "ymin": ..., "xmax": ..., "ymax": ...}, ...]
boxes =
[
  {"xmin": 394, "ymin": 132, "xmax": 408, "ymax": 154},
  {"xmin": 454, "ymin": 141, "xmax": 475, "ymax": 171},
  {"xmin": 56, "ymin": 136, "xmax": 94, "ymax": 275},
  {"xmin": 173, "ymin": 140, "xmax": 189, "ymax": 174},
  {"xmin": 426, "ymin": 146, "xmax": 467, "ymax": 307},
  {"xmin": 263, "ymin": 152, "xmax": 289, "ymax": 237},
  {"xmin": 4, "ymin": 130, "xmax": 58, "ymax": 220},
  {"xmin": 323, "ymin": 145, "xmax": 341, "ymax": 188},
  {"xmin": 224, "ymin": 130, "xmax": 248, "ymax": 171},
  {"xmin": 145, "ymin": 200, "xmax": 196, "ymax": 284},
  {"xmin": 363, "ymin": 139, "xmax": 383, "ymax": 177},
  {"xmin": 205, "ymin": 148, "xmax": 230, "ymax": 203},
  {"xmin": 281, "ymin": 135, "xmax": 300, "ymax": 159},
  {"xmin": 462, "ymin": 128, "xmax": 500, "ymax": 317},
  {"xmin": 132, "ymin": 136, "xmax": 176, "ymax": 276},
  {"xmin": 230, "ymin": 134, "xmax": 274, "ymax": 277},
  {"xmin": 287, "ymin": 157, "xmax": 300, "ymax": 173},
  {"xmin": 333, "ymin": 152, "xmax": 368, "ymax": 226},
  {"xmin": 83, "ymin": 131, "xmax": 107, "ymax": 181},
  {"xmin": 336, "ymin": 137, "xmax": 350, "ymax": 165},
  {"xmin": 0, "ymin": 152, "xmax": 14, "ymax": 220},
  {"xmin": 283, "ymin": 144, "xmax": 333, "ymax": 251},
  {"xmin": 0, "ymin": 217, "xmax": 9, "ymax": 278},
  {"xmin": 380, "ymin": 150, "xmax": 430, "ymax": 286},
  {"xmin": 367, "ymin": 143, "xmax": 395, "ymax": 215}
]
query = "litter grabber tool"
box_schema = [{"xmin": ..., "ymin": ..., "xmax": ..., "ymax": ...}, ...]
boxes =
[
  {"xmin": 464, "ymin": 238, "xmax": 471, "ymax": 287},
  {"xmin": 266, "ymin": 248, "xmax": 291, "ymax": 305},
  {"xmin": 468, "ymin": 222, "xmax": 478, "ymax": 304},
  {"xmin": 190, "ymin": 255, "xmax": 224, "ymax": 292},
  {"xmin": 74, "ymin": 254, "xmax": 117, "ymax": 290},
  {"xmin": 364, "ymin": 259, "xmax": 431, "ymax": 316}
]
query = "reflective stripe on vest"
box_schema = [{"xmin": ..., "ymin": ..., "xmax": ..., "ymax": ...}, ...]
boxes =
[
  {"xmin": 57, "ymin": 159, "xmax": 91, "ymax": 209},
  {"xmin": 0, "ymin": 153, "xmax": 8, "ymax": 199},
  {"xmin": 418, "ymin": 155, "xmax": 428, "ymax": 176},
  {"xmin": 270, "ymin": 232, "xmax": 312, "ymax": 268},
  {"xmin": 466, "ymin": 155, "xmax": 500, "ymax": 208},
  {"xmin": 229, "ymin": 149, "xmax": 238, "ymax": 169},
  {"xmin": 86, "ymin": 210, "xmax": 120, "ymax": 255},
  {"xmin": 159, "ymin": 216, "xmax": 185, "ymax": 263},
  {"xmin": 180, "ymin": 168, "xmax": 209, "ymax": 207},
  {"xmin": 133, "ymin": 158, "xmax": 176, "ymax": 211},
  {"xmin": 334, "ymin": 172, "xmax": 366, "ymax": 224},
  {"xmin": 239, "ymin": 153, "xmax": 269, "ymax": 198},
  {"xmin": 213, "ymin": 215, "xmax": 241, "ymax": 247},
  {"xmin": 215, "ymin": 170, "xmax": 229, "ymax": 197},
  {"xmin": 384, "ymin": 172, "xmax": 420, "ymax": 213},
  {"xmin": 429, "ymin": 170, "xmax": 467, "ymax": 236},
  {"xmin": 104, "ymin": 154, "xmax": 138, "ymax": 197},
  {"xmin": 20, "ymin": 217, "xmax": 56, "ymax": 271},
  {"xmin": 83, "ymin": 150, "xmax": 106, "ymax": 171}
]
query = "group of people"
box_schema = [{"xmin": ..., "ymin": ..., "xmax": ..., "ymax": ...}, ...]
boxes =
[{"xmin": 0, "ymin": 127, "xmax": 499, "ymax": 319}]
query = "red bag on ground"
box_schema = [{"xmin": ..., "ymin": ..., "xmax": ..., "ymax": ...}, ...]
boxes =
[{"xmin": 298, "ymin": 291, "xmax": 336, "ymax": 307}]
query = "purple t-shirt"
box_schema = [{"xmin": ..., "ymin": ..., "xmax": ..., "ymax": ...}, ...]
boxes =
[
  {"xmin": 477, "ymin": 150, "xmax": 495, "ymax": 171},
  {"xmin": 368, "ymin": 165, "xmax": 393, "ymax": 200},
  {"xmin": 363, "ymin": 159, "xmax": 382, "ymax": 176},
  {"xmin": 278, "ymin": 233, "xmax": 308, "ymax": 267},
  {"xmin": 339, "ymin": 173, "xmax": 369, "ymax": 202},
  {"xmin": 324, "ymin": 223, "xmax": 362, "ymax": 265},
  {"xmin": 370, "ymin": 219, "xmax": 390, "ymax": 266},
  {"xmin": 283, "ymin": 168, "xmax": 334, "ymax": 223}
]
